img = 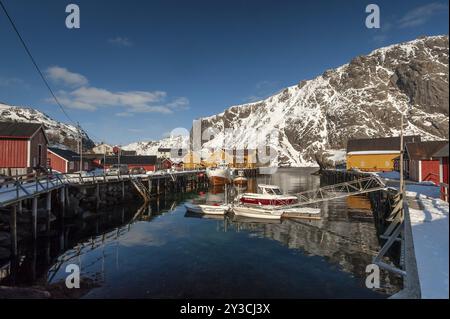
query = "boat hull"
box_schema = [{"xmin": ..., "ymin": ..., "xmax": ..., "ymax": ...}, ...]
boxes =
[
  {"xmin": 232, "ymin": 206, "xmax": 283, "ymax": 220},
  {"xmin": 184, "ymin": 203, "xmax": 228, "ymax": 215},
  {"xmin": 210, "ymin": 175, "xmax": 231, "ymax": 186},
  {"xmin": 206, "ymin": 167, "xmax": 231, "ymax": 186},
  {"xmin": 239, "ymin": 196, "xmax": 297, "ymax": 206},
  {"xmin": 233, "ymin": 177, "xmax": 248, "ymax": 185}
]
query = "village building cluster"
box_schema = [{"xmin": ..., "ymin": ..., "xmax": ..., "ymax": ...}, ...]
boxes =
[
  {"xmin": 0, "ymin": 121, "xmax": 448, "ymax": 201},
  {"xmin": 346, "ymin": 135, "xmax": 449, "ymax": 202}
]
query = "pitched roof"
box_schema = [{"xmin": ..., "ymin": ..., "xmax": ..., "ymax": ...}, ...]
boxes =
[
  {"xmin": 347, "ymin": 135, "xmax": 421, "ymax": 153},
  {"xmin": 0, "ymin": 121, "xmax": 44, "ymax": 139},
  {"xmin": 406, "ymin": 141, "xmax": 449, "ymax": 160},
  {"xmin": 433, "ymin": 143, "xmax": 449, "ymax": 158},
  {"xmin": 104, "ymin": 155, "xmax": 157, "ymax": 165},
  {"xmin": 48, "ymin": 147, "xmax": 79, "ymax": 161}
]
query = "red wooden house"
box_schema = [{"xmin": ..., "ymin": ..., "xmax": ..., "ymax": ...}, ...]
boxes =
[
  {"xmin": 103, "ymin": 155, "xmax": 157, "ymax": 172},
  {"xmin": 47, "ymin": 147, "xmax": 91, "ymax": 173},
  {"xmin": 404, "ymin": 140, "xmax": 449, "ymax": 185},
  {"xmin": 0, "ymin": 122, "xmax": 48, "ymax": 176},
  {"xmin": 159, "ymin": 158, "xmax": 173, "ymax": 170},
  {"xmin": 433, "ymin": 143, "xmax": 449, "ymax": 202}
]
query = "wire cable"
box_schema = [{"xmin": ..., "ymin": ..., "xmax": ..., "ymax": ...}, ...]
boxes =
[{"xmin": 0, "ymin": 0, "xmax": 76, "ymax": 126}]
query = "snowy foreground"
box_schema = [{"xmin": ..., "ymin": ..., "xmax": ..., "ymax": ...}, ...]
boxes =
[{"xmin": 375, "ymin": 172, "xmax": 449, "ymax": 299}]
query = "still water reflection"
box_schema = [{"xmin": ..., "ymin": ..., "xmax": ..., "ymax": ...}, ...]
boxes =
[{"xmin": 0, "ymin": 168, "xmax": 401, "ymax": 298}]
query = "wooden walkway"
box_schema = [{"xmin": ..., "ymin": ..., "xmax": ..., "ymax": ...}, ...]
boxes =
[{"xmin": 0, "ymin": 169, "xmax": 205, "ymax": 207}]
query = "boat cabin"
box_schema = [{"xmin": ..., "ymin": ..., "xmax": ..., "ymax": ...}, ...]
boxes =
[{"xmin": 258, "ymin": 184, "xmax": 283, "ymax": 195}]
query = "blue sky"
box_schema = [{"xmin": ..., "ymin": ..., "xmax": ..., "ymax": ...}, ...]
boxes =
[{"xmin": 0, "ymin": 0, "xmax": 448, "ymax": 145}]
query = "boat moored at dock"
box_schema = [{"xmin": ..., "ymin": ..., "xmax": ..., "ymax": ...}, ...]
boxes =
[
  {"xmin": 233, "ymin": 170, "xmax": 248, "ymax": 186},
  {"xmin": 238, "ymin": 184, "xmax": 298, "ymax": 206},
  {"xmin": 184, "ymin": 202, "xmax": 229, "ymax": 215},
  {"xmin": 232, "ymin": 205, "xmax": 321, "ymax": 220},
  {"xmin": 206, "ymin": 163, "xmax": 232, "ymax": 186}
]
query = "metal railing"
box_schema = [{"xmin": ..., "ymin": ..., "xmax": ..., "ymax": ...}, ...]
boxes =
[
  {"xmin": 0, "ymin": 169, "xmax": 206, "ymax": 206},
  {"xmin": 291, "ymin": 175, "xmax": 386, "ymax": 206}
]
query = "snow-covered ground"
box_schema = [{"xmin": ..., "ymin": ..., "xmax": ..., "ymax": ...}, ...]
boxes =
[
  {"xmin": 374, "ymin": 171, "xmax": 449, "ymax": 298},
  {"xmin": 408, "ymin": 193, "xmax": 449, "ymax": 299}
]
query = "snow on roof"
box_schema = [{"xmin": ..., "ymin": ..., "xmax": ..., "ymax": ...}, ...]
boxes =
[{"xmin": 347, "ymin": 150, "xmax": 401, "ymax": 155}]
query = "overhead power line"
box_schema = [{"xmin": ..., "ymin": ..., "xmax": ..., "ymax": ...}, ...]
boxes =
[{"xmin": 0, "ymin": 0, "xmax": 76, "ymax": 126}]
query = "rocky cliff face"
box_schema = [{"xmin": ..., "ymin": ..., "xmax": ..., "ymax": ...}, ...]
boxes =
[
  {"xmin": 0, "ymin": 103, "xmax": 94, "ymax": 151},
  {"xmin": 200, "ymin": 35, "xmax": 449, "ymax": 166}
]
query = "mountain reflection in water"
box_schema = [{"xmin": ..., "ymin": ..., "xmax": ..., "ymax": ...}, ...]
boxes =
[{"xmin": 0, "ymin": 168, "xmax": 401, "ymax": 298}]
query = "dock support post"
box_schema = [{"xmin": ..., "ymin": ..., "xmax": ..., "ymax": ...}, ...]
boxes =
[
  {"xmin": 96, "ymin": 184, "xmax": 100, "ymax": 210},
  {"xmin": 32, "ymin": 197, "xmax": 38, "ymax": 240},
  {"xmin": 148, "ymin": 179, "xmax": 152, "ymax": 195},
  {"xmin": 46, "ymin": 192, "xmax": 52, "ymax": 232},
  {"xmin": 157, "ymin": 179, "xmax": 160, "ymax": 195},
  {"xmin": 10, "ymin": 205, "xmax": 17, "ymax": 256},
  {"xmin": 18, "ymin": 200, "xmax": 23, "ymax": 214},
  {"xmin": 65, "ymin": 187, "xmax": 70, "ymax": 207},
  {"xmin": 60, "ymin": 187, "xmax": 66, "ymax": 217},
  {"xmin": 122, "ymin": 181, "xmax": 125, "ymax": 200}
]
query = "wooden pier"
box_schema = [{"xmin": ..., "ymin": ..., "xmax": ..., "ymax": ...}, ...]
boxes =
[{"xmin": 0, "ymin": 169, "xmax": 207, "ymax": 257}]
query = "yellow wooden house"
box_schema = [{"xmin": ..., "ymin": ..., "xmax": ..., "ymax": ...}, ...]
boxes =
[{"xmin": 346, "ymin": 136, "xmax": 421, "ymax": 172}]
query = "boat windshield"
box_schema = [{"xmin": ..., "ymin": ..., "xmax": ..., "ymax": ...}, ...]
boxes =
[
  {"xmin": 272, "ymin": 188, "xmax": 282, "ymax": 195},
  {"xmin": 260, "ymin": 187, "xmax": 282, "ymax": 195}
]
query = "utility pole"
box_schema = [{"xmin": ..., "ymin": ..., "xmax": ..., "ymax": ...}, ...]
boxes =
[
  {"xmin": 103, "ymin": 150, "xmax": 106, "ymax": 176},
  {"xmin": 78, "ymin": 122, "xmax": 83, "ymax": 172},
  {"xmin": 399, "ymin": 114, "xmax": 404, "ymax": 195}
]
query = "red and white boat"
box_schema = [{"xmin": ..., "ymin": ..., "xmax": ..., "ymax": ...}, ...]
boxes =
[{"xmin": 238, "ymin": 184, "xmax": 298, "ymax": 206}]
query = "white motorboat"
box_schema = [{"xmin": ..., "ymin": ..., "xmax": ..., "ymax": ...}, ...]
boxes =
[
  {"xmin": 233, "ymin": 205, "xmax": 321, "ymax": 220},
  {"xmin": 238, "ymin": 184, "xmax": 298, "ymax": 206},
  {"xmin": 184, "ymin": 202, "xmax": 229, "ymax": 215},
  {"xmin": 232, "ymin": 205, "xmax": 284, "ymax": 220}
]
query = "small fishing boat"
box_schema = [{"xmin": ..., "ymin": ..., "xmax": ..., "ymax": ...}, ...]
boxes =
[
  {"xmin": 232, "ymin": 205, "xmax": 284, "ymax": 219},
  {"xmin": 232, "ymin": 205, "xmax": 321, "ymax": 220},
  {"xmin": 206, "ymin": 162, "xmax": 232, "ymax": 186},
  {"xmin": 238, "ymin": 184, "xmax": 298, "ymax": 206},
  {"xmin": 184, "ymin": 202, "xmax": 229, "ymax": 215},
  {"xmin": 233, "ymin": 170, "xmax": 248, "ymax": 186}
]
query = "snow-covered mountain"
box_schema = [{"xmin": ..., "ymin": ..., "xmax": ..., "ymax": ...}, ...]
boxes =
[
  {"xmin": 0, "ymin": 103, "xmax": 94, "ymax": 151},
  {"xmin": 122, "ymin": 135, "xmax": 189, "ymax": 156},
  {"xmin": 199, "ymin": 35, "xmax": 449, "ymax": 166}
]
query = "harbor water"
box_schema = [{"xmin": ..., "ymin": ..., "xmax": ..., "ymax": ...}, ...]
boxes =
[{"xmin": 0, "ymin": 168, "xmax": 401, "ymax": 298}]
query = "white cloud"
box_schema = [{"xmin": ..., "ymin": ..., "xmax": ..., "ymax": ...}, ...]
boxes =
[
  {"xmin": 115, "ymin": 112, "xmax": 134, "ymax": 117},
  {"xmin": 399, "ymin": 2, "xmax": 448, "ymax": 28},
  {"xmin": 46, "ymin": 66, "xmax": 189, "ymax": 114},
  {"xmin": 46, "ymin": 66, "xmax": 88, "ymax": 87},
  {"xmin": 0, "ymin": 77, "xmax": 25, "ymax": 87},
  {"xmin": 108, "ymin": 37, "xmax": 133, "ymax": 47}
]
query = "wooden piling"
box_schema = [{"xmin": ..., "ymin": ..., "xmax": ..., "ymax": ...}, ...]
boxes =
[
  {"xmin": 46, "ymin": 192, "xmax": 52, "ymax": 232},
  {"xmin": 10, "ymin": 205, "xmax": 17, "ymax": 256},
  {"xmin": 96, "ymin": 184, "xmax": 100, "ymax": 210},
  {"xmin": 32, "ymin": 197, "xmax": 38, "ymax": 240}
]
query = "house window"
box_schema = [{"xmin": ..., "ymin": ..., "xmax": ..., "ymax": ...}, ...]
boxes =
[
  {"xmin": 84, "ymin": 162, "xmax": 89, "ymax": 170},
  {"xmin": 69, "ymin": 162, "xmax": 74, "ymax": 170}
]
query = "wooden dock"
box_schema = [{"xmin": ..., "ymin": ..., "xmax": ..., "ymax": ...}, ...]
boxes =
[{"xmin": 0, "ymin": 169, "xmax": 207, "ymax": 257}]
